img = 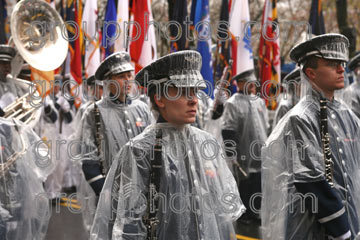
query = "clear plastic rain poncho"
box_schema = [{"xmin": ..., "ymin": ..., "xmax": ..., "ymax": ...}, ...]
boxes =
[
  {"xmin": 67, "ymin": 97, "xmax": 98, "ymax": 232},
  {"xmin": 74, "ymin": 97, "xmax": 152, "ymax": 232},
  {"xmin": 0, "ymin": 78, "xmax": 28, "ymax": 101},
  {"xmin": 79, "ymin": 97, "xmax": 153, "ymax": 174},
  {"xmin": 261, "ymin": 85, "xmax": 360, "ymax": 239},
  {"xmin": 343, "ymin": 73, "xmax": 360, "ymax": 119},
  {"xmin": 34, "ymin": 95, "xmax": 75, "ymax": 199},
  {"xmin": 0, "ymin": 118, "xmax": 54, "ymax": 240},
  {"xmin": 90, "ymin": 123, "xmax": 245, "ymax": 240},
  {"xmin": 272, "ymin": 94, "xmax": 292, "ymax": 129},
  {"xmin": 273, "ymin": 83, "xmax": 300, "ymax": 129},
  {"xmin": 0, "ymin": 77, "xmax": 29, "ymax": 113},
  {"xmin": 273, "ymin": 68, "xmax": 302, "ymax": 128},
  {"xmin": 193, "ymin": 91, "xmax": 213, "ymax": 129},
  {"xmin": 203, "ymin": 88, "xmax": 229, "ymax": 143},
  {"xmin": 221, "ymin": 92, "xmax": 269, "ymax": 175},
  {"xmin": 66, "ymin": 99, "xmax": 96, "ymax": 233}
]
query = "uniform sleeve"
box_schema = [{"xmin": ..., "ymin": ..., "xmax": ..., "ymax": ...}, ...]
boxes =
[
  {"xmin": 221, "ymin": 129, "xmax": 238, "ymax": 159},
  {"xmin": 111, "ymin": 143, "xmax": 150, "ymax": 239},
  {"xmin": 290, "ymin": 116, "xmax": 351, "ymax": 239},
  {"xmin": 211, "ymin": 139, "xmax": 246, "ymax": 221},
  {"xmin": 212, "ymin": 103, "xmax": 224, "ymax": 120},
  {"xmin": 80, "ymin": 108, "xmax": 105, "ymax": 195},
  {"xmin": 221, "ymin": 100, "xmax": 242, "ymax": 132},
  {"xmin": 294, "ymin": 181, "xmax": 351, "ymax": 239}
]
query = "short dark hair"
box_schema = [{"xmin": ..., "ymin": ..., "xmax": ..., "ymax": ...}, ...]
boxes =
[
  {"xmin": 302, "ymin": 56, "xmax": 319, "ymax": 71},
  {"xmin": 148, "ymin": 83, "xmax": 164, "ymax": 112}
]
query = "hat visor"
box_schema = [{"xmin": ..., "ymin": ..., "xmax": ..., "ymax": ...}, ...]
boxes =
[
  {"xmin": 109, "ymin": 63, "xmax": 134, "ymax": 76},
  {"xmin": 0, "ymin": 57, "xmax": 12, "ymax": 62},
  {"xmin": 95, "ymin": 80, "xmax": 104, "ymax": 86}
]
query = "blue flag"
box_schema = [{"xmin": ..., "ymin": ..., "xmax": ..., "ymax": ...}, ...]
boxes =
[
  {"xmin": 0, "ymin": 0, "xmax": 7, "ymax": 44},
  {"xmin": 191, "ymin": 0, "xmax": 214, "ymax": 99},
  {"xmin": 103, "ymin": 0, "xmax": 117, "ymax": 57},
  {"xmin": 168, "ymin": 0, "xmax": 188, "ymax": 52},
  {"xmin": 309, "ymin": 0, "xmax": 325, "ymax": 35}
]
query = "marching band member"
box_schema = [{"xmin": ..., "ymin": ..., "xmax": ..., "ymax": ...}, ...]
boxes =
[
  {"xmin": 221, "ymin": 69, "xmax": 269, "ymax": 224},
  {"xmin": 261, "ymin": 34, "xmax": 360, "ymax": 240},
  {"xmin": 0, "ymin": 117, "xmax": 54, "ymax": 239},
  {"xmin": 91, "ymin": 50, "xmax": 244, "ymax": 239},
  {"xmin": 80, "ymin": 51, "xmax": 152, "ymax": 197}
]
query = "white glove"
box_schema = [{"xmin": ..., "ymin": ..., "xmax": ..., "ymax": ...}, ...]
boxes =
[{"xmin": 56, "ymin": 95, "xmax": 70, "ymax": 112}]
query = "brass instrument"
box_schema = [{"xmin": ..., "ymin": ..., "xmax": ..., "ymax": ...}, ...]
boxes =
[
  {"xmin": 1, "ymin": 0, "xmax": 68, "ymax": 175},
  {"xmin": 10, "ymin": 0, "xmax": 68, "ymax": 72},
  {"xmin": 3, "ymin": 0, "xmax": 68, "ymax": 123},
  {"xmin": 3, "ymin": 75, "xmax": 42, "ymax": 124},
  {"xmin": 0, "ymin": 1, "xmax": 67, "ymax": 230},
  {"xmin": 319, "ymin": 97, "xmax": 335, "ymax": 187}
]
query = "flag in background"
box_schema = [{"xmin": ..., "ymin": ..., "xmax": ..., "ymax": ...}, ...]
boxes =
[
  {"xmin": 114, "ymin": 0, "xmax": 129, "ymax": 52},
  {"xmin": 229, "ymin": 0, "xmax": 254, "ymax": 77},
  {"xmin": 213, "ymin": 0, "xmax": 230, "ymax": 82},
  {"xmin": 30, "ymin": 67, "xmax": 55, "ymax": 97},
  {"xmin": 45, "ymin": 0, "xmax": 56, "ymax": 9},
  {"xmin": 130, "ymin": 0, "xmax": 157, "ymax": 73},
  {"xmin": 191, "ymin": 0, "xmax": 214, "ymax": 99},
  {"xmin": 102, "ymin": 0, "xmax": 117, "ymax": 58},
  {"xmin": 83, "ymin": 0, "xmax": 100, "ymax": 78},
  {"xmin": 66, "ymin": 0, "xmax": 82, "ymax": 84},
  {"xmin": 258, "ymin": 0, "xmax": 281, "ymax": 110},
  {"xmin": 0, "ymin": 0, "xmax": 7, "ymax": 44},
  {"xmin": 309, "ymin": 0, "xmax": 325, "ymax": 35},
  {"xmin": 168, "ymin": 0, "xmax": 188, "ymax": 52}
]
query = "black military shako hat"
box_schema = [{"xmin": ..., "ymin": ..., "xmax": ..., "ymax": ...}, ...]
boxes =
[
  {"xmin": 232, "ymin": 69, "xmax": 256, "ymax": 83},
  {"xmin": 95, "ymin": 51, "xmax": 134, "ymax": 80},
  {"xmin": 283, "ymin": 67, "xmax": 301, "ymax": 83},
  {"xmin": 86, "ymin": 75, "xmax": 96, "ymax": 86},
  {"xmin": 290, "ymin": 33, "xmax": 349, "ymax": 64},
  {"xmin": 135, "ymin": 50, "xmax": 206, "ymax": 89},
  {"xmin": 348, "ymin": 52, "xmax": 360, "ymax": 71}
]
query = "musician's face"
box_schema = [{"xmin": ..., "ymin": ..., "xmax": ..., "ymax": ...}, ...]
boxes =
[
  {"xmin": 155, "ymin": 87, "xmax": 198, "ymax": 126},
  {"xmin": 0, "ymin": 61, "xmax": 11, "ymax": 81},
  {"xmin": 307, "ymin": 58, "xmax": 346, "ymax": 91},
  {"xmin": 109, "ymin": 71, "xmax": 134, "ymax": 101}
]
